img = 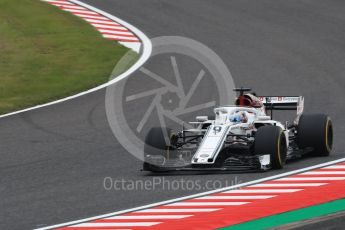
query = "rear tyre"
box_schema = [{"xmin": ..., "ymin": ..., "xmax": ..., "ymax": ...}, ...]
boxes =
[
  {"xmin": 254, "ymin": 126, "xmax": 287, "ymax": 169},
  {"xmin": 297, "ymin": 114, "xmax": 333, "ymax": 156}
]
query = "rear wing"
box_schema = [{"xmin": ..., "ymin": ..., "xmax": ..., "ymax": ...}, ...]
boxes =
[
  {"xmin": 258, "ymin": 96, "xmax": 304, "ymax": 123},
  {"xmin": 258, "ymin": 96, "xmax": 303, "ymax": 110}
]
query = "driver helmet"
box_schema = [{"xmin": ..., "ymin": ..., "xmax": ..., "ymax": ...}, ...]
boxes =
[{"xmin": 235, "ymin": 93, "xmax": 263, "ymax": 108}]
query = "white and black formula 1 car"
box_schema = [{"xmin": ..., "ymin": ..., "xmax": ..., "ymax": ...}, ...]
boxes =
[{"xmin": 143, "ymin": 88, "xmax": 333, "ymax": 172}]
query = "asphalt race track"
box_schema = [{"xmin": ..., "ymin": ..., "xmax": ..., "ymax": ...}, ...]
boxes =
[{"xmin": 1, "ymin": 0, "xmax": 345, "ymax": 229}]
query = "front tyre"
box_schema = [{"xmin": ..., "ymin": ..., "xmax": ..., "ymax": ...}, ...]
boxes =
[
  {"xmin": 297, "ymin": 114, "xmax": 333, "ymax": 156},
  {"xmin": 254, "ymin": 126, "xmax": 287, "ymax": 169},
  {"xmin": 143, "ymin": 127, "xmax": 175, "ymax": 172}
]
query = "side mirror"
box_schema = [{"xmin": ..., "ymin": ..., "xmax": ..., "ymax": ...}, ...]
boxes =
[
  {"xmin": 257, "ymin": 115, "xmax": 271, "ymax": 121},
  {"xmin": 196, "ymin": 116, "xmax": 208, "ymax": 122}
]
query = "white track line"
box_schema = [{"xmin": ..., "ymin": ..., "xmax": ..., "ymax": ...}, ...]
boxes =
[
  {"xmin": 324, "ymin": 165, "xmax": 345, "ymax": 169},
  {"xmin": 195, "ymin": 195, "xmax": 275, "ymax": 199},
  {"xmin": 135, "ymin": 208, "xmax": 221, "ymax": 213},
  {"xmin": 301, "ymin": 171, "xmax": 345, "ymax": 175},
  {"xmin": 248, "ymin": 183, "xmax": 326, "ymax": 187},
  {"xmin": 105, "ymin": 215, "xmax": 192, "ymax": 220},
  {"xmin": 36, "ymin": 158, "xmax": 345, "ymax": 230},
  {"xmin": 73, "ymin": 222, "xmax": 160, "ymax": 227},
  {"xmin": 222, "ymin": 189, "xmax": 302, "ymax": 194},
  {"xmin": 0, "ymin": 0, "xmax": 152, "ymax": 119},
  {"xmin": 165, "ymin": 202, "xmax": 249, "ymax": 206},
  {"xmin": 276, "ymin": 177, "xmax": 345, "ymax": 181}
]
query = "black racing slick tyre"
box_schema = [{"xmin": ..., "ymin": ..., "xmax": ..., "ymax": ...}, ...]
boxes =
[
  {"xmin": 254, "ymin": 126, "xmax": 287, "ymax": 169},
  {"xmin": 297, "ymin": 114, "xmax": 333, "ymax": 156},
  {"xmin": 144, "ymin": 127, "xmax": 171, "ymax": 154},
  {"xmin": 143, "ymin": 127, "xmax": 174, "ymax": 171}
]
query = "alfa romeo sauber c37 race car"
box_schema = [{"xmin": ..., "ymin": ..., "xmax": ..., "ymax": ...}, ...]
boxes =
[{"xmin": 143, "ymin": 88, "xmax": 333, "ymax": 172}]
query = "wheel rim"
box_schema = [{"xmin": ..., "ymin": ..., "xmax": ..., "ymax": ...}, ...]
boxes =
[
  {"xmin": 325, "ymin": 119, "xmax": 333, "ymax": 152},
  {"xmin": 277, "ymin": 132, "xmax": 287, "ymax": 166}
]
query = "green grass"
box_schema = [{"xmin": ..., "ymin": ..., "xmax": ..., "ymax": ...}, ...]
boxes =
[
  {"xmin": 0, "ymin": 0, "xmax": 137, "ymax": 114},
  {"xmin": 219, "ymin": 199, "xmax": 345, "ymax": 230}
]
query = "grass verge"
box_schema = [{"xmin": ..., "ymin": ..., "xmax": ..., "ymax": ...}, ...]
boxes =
[
  {"xmin": 219, "ymin": 199, "xmax": 345, "ymax": 230},
  {"xmin": 0, "ymin": 0, "xmax": 137, "ymax": 114}
]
